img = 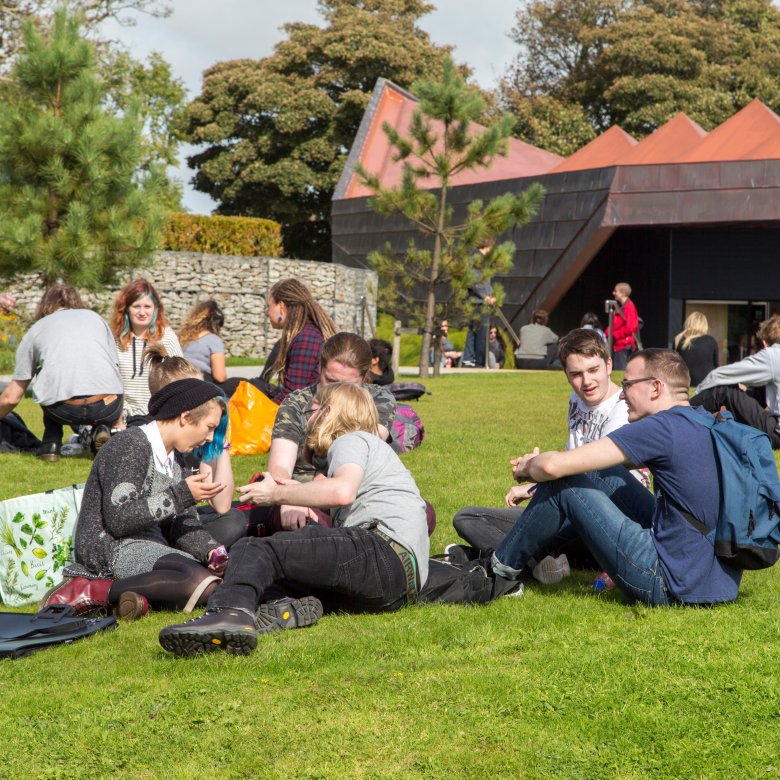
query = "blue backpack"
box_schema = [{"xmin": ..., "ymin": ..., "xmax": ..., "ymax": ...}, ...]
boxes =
[{"xmin": 681, "ymin": 407, "xmax": 780, "ymax": 570}]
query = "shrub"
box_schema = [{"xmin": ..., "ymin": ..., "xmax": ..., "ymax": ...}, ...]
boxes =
[{"xmin": 161, "ymin": 213, "xmax": 283, "ymax": 257}]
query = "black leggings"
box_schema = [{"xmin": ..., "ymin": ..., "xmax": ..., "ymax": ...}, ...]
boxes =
[{"xmin": 107, "ymin": 554, "xmax": 218, "ymax": 610}]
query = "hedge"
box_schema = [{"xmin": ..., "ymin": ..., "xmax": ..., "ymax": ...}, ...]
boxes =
[{"xmin": 161, "ymin": 213, "xmax": 283, "ymax": 257}]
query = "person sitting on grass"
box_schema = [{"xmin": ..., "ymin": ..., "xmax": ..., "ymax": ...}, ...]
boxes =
[
  {"xmin": 490, "ymin": 349, "xmax": 742, "ymax": 606},
  {"xmin": 42, "ymin": 379, "xmax": 231, "ymax": 619},
  {"xmin": 449, "ymin": 328, "xmax": 648, "ymax": 584},
  {"xmin": 158, "ymin": 381, "xmax": 430, "ymax": 657},
  {"xmin": 0, "ymin": 284, "xmax": 125, "ymax": 461}
]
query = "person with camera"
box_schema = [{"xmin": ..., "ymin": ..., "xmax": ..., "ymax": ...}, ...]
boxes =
[{"xmin": 605, "ymin": 282, "xmax": 640, "ymax": 370}]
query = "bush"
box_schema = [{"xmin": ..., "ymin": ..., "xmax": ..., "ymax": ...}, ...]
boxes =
[{"xmin": 161, "ymin": 213, "xmax": 283, "ymax": 257}]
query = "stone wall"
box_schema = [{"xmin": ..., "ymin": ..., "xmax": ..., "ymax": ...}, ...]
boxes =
[{"xmin": 4, "ymin": 252, "xmax": 377, "ymax": 358}]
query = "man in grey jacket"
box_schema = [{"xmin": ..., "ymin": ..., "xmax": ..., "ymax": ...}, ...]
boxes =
[{"xmin": 691, "ymin": 316, "xmax": 780, "ymax": 448}]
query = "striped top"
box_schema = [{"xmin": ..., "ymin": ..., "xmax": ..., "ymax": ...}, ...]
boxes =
[{"xmin": 117, "ymin": 326, "xmax": 183, "ymax": 418}]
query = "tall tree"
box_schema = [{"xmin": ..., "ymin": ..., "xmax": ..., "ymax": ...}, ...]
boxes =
[
  {"xmin": 0, "ymin": 0, "xmax": 170, "ymax": 73},
  {"xmin": 357, "ymin": 59, "xmax": 545, "ymax": 378},
  {"xmin": 505, "ymin": 0, "xmax": 780, "ymax": 140},
  {"xmin": 0, "ymin": 10, "xmax": 167, "ymax": 287},
  {"xmin": 184, "ymin": 0, "xmax": 458, "ymax": 261}
]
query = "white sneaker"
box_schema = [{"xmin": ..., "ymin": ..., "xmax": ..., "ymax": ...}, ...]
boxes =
[{"xmin": 532, "ymin": 554, "xmax": 571, "ymax": 585}]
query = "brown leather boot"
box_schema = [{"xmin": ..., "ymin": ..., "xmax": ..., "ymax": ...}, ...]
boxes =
[{"xmin": 40, "ymin": 577, "xmax": 113, "ymax": 615}]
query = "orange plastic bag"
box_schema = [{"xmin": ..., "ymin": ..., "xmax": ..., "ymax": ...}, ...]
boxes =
[{"xmin": 227, "ymin": 380, "xmax": 279, "ymax": 455}]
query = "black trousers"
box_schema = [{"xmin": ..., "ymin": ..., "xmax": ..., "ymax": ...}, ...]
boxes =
[
  {"xmin": 41, "ymin": 395, "xmax": 124, "ymax": 446},
  {"xmin": 690, "ymin": 385, "xmax": 780, "ymax": 448},
  {"xmin": 208, "ymin": 524, "xmax": 408, "ymax": 615}
]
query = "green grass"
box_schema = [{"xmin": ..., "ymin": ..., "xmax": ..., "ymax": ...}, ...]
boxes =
[{"xmin": 2, "ymin": 375, "xmax": 780, "ymax": 779}]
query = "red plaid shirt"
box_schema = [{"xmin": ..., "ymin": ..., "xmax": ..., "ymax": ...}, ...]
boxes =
[{"xmin": 273, "ymin": 322, "xmax": 325, "ymax": 404}]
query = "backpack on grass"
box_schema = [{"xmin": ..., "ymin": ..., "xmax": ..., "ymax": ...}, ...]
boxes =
[
  {"xmin": 0, "ymin": 605, "xmax": 116, "ymax": 659},
  {"xmin": 389, "ymin": 403, "xmax": 424, "ymax": 454},
  {"xmin": 680, "ymin": 407, "xmax": 780, "ymax": 570}
]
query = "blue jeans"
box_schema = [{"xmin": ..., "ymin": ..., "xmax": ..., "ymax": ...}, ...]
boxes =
[{"xmin": 492, "ymin": 466, "xmax": 672, "ymax": 605}]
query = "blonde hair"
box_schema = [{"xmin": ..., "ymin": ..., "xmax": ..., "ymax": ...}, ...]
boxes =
[
  {"xmin": 144, "ymin": 343, "xmax": 202, "ymax": 394},
  {"xmin": 179, "ymin": 300, "xmax": 224, "ymax": 347},
  {"xmin": 674, "ymin": 312, "xmax": 709, "ymax": 350},
  {"xmin": 306, "ymin": 383, "xmax": 379, "ymax": 455},
  {"xmin": 615, "ymin": 282, "xmax": 632, "ymax": 298}
]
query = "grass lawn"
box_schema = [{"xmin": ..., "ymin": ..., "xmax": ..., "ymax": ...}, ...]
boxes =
[{"xmin": 2, "ymin": 372, "xmax": 780, "ymax": 779}]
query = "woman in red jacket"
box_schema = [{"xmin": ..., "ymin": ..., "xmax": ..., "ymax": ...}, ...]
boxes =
[{"xmin": 606, "ymin": 282, "xmax": 640, "ymax": 370}]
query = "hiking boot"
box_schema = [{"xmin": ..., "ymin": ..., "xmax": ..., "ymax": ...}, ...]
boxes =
[
  {"xmin": 443, "ymin": 543, "xmax": 480, "ymax": 566},
  {"xmin": 158, "ymin": 608, "xmax": 257, "ymax": 657},
  {"xmin": 532, "ymin": 554, "xmax": 571, "ymax": 585},
  {"xmin": 254, "ymin": 596, "xmax": 323, "ymax": 634},
  {"xmin": 91, "ymin": 425, "xmax": 112, "ymax": 454},
  {"xmin": 115, "ymin": 591, "xmax": 150, "ymax": 621},
  {"xmin": 39, "ymin": 576, "xmax": 112, "ymax": 615}
]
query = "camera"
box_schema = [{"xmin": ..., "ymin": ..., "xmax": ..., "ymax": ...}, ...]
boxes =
[{"xmin": 604, "ymin": 299, "xmax": 617, "ymax": 313}]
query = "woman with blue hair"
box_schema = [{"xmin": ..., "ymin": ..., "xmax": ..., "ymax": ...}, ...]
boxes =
[{"xmin": 110, "ymin": 278, "xmax": 183, "ymax": 424}]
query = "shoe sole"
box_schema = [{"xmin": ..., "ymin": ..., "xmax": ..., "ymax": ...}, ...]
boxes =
[
  {"xmin": 159, "ymin": 626, "xmax": 258, "ymax": 657},
  {"xmin": 255, "ymin": 596, "xmax": 323, "ymax": 634},
  {"xmin": 443, "ymin": 543, "xmax": 478, "ymax": 566},
  {"xmin": 115, "ymin": 591, "xmax": 148, "ymax": 621},
  {"xmin": 93, "ymin": 430, "xmax": 111, "ymax": 453},
  {"xmin": 36, "ymin": 453, "xmax": 60, "ymax": 462}
]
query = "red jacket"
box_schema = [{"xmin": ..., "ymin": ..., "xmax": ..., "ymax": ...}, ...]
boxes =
[{"xmin": 607, "ymin": 299, "xmax": 639, "ymax": 352}]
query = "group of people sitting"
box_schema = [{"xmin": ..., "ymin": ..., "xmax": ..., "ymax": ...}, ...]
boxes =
[
  {"xmin": 2, "ymin": 275, "xmax": 778, "ymax": 659},
  {"xmin": 0, "ymin": 277, "xmax": 337, "ymax": 461}
]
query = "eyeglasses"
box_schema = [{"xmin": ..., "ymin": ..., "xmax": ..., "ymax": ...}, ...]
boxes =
[{"xmin": 620, "ymin": 376, "xmax": 657, "ymax": 392}]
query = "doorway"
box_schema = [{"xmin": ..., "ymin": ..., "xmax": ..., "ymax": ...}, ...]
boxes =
[{"xmin": 684, "ymin": 300, "xmax": 768, "ymax": 365}]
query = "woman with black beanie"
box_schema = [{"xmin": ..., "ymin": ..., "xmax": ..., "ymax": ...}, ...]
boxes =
[{"xmin": 41, "ymin": 379, "xmax": 231, "ymax": 619}]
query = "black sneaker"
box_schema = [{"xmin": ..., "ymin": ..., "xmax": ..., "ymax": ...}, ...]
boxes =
[
  {"xmin": 443, "ymin": 543, "xmax": 480, "ymax": 565},
  {"xmin": 254, "ymin": 596, "xmax": 323, "ymax": 634},
  {"xmin": 159, "ymin": 608, "xmax": 257, "ymax": 657}
]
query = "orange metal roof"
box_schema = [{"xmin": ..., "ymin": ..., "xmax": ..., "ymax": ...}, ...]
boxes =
[
  {"xmin": 675, "ymin": 99, "xmax": 780, "ymax": 163},
  {"xmin": 549, "ymin": 125, "xmax": 637, "ymax": 173},
  {"xmin": 613, "ymin": 113, "xmax": 708, "ymax": 165},
  {"xmin": 339, "ymin": 81, "xmax": 562, "ymax": 200}
]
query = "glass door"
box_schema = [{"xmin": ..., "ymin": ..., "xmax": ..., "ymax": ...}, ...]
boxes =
[{"xmin": 684, "ymin": 300, "xmax": 768, "ymax": 365}]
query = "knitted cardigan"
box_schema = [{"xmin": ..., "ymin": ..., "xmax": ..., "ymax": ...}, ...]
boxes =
[{"xmin": 72, "ymin": 427, "xmax": 217, "ymax": 578}]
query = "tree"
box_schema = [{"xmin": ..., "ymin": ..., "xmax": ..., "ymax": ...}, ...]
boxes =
[
  {"xmin": 0, "ymin": 0, "xmax": 171, "ymax": 73},
  {"xmin": 505, "ymin": 0, "xmax": 780, "ymax": 141},
  {"xmin": 357, "ymin": 59, "xmax": 545, "ymax": 379},
  {"xmin": 0, "ymin": 10, "xmax": 167, "ymax": 287},
  {"xmin": 184, "ymin": 0, "xmax": 458, "ymax": 261}
]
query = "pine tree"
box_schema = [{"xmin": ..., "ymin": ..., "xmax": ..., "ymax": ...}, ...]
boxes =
[
  {"xmin": 357, "ymin": 59, "xmax": 545, "ymax": 378},
  {"xmin": 0, "ymin": 9, "xmax": 166, "ymax": 287}
]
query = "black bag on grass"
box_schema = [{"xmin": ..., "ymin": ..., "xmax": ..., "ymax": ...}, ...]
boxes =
[
  {"xmin": 389, "ymin": 382, "xmax": 429, "ymax": 401},
  {"xmin": 0, "ymin": 411, "xmax": 40, "ymax": 453},
  {"xmin": 0, "ymin": 605, "xmax": 116, "ymax": 659}
]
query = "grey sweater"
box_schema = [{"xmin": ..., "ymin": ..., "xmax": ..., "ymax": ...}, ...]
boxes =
[
  {"xmin": 696, "ymin": 343, "xmax": 780, "ymax": 417},
  {"xmin": 72, "ymin": 427, "xmax": 217, "ymax": 577}
]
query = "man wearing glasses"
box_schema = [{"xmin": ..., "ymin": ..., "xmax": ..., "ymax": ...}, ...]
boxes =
[{"xmin": 491, "ymin": 348, "xmax": 742, "ymax": 606}]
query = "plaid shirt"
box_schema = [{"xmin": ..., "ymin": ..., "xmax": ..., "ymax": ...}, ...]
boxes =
[
  {"xmin": 272, "ymin": 322, "xmax": 325, "ymax": 404},
  {"xmin": 272, "ymin": 382, "xmax": 397, "ymax": 480}
]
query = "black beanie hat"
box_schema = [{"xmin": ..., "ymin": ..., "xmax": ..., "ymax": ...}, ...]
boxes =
[{"xmin": 148, "ymin": 378, "xmax": 222, "ymax": 420}]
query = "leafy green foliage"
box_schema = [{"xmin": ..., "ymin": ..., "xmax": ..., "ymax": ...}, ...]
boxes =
[
  {"xmin": 184, "ymin": 0, "xmax": 456, "ymax": 261},
  {"xmin": 505, "ymin": 0, "xmax": 780, "ymax": 141},
  {"xmin": 162, "ymin": 213, "xmax": 283, "ymax": 257},
  {"xmin": 0, "ymin": 9, "xmax": 167, "ymax": 287},
  {"xmin": 358, "ymin": 58, "xmax": 544, "ymax": 377}
]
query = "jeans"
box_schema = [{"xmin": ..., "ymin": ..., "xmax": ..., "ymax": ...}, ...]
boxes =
[
  {"xmin": 462, "ymin": 317, "xmax": 489, "ymax": 366},
  {"xmin": 492, "ymin": 466, "xmax": 672, "ymax": 606},
  {"xmin": 453, "ymin": 506, "xmax": 522, "ymax": 553},
  {"xmin": 612, "ymin": 347, "xmax": 632, "ymax": 370},
  {"xmin": 208, "ymin": 524, "xmax": 409, "ymax": 615},
  {"xmin": 41, "ymin": 395, "xmax": 124, "ymax": 445}
]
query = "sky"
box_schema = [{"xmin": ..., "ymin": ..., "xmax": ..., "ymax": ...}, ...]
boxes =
[{"xmin": 100, "ymin": 0, "xmax": 521, "ymax": 213}]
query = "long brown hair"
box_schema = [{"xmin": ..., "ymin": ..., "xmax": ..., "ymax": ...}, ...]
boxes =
[
  {"xmin": 266, "ymin": 278, "xmax": 337, "ymax": 381},
  {"xmin": 179, "ymin": 300, "xmax": 224, "ymax": 348},
  {"xmin": 110, "ymin": 278, "xmax": 170, "ymax": 349},
  {"xmin": 34, "ymin": 284, "xmax": 86, "ymax": 321}
]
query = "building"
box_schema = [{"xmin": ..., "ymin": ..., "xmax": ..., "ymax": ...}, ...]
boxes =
[{"xmin": 333, "ymin": 79, "xmax": 780, "ymax": 359}]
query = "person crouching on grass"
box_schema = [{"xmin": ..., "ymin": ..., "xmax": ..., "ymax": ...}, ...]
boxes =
[{"xmin": 159, "ymin": 382, "xmax": 429, "ymax": 657}]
